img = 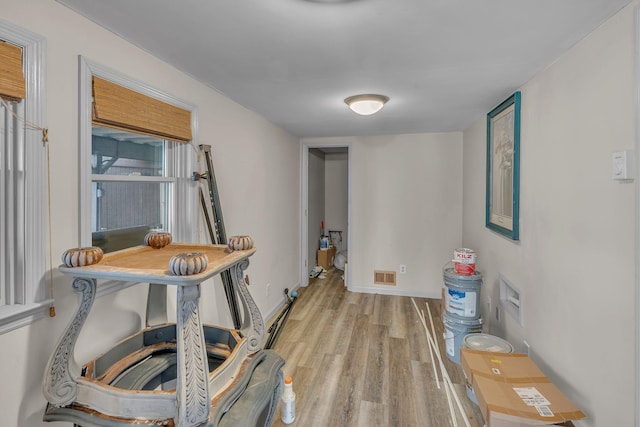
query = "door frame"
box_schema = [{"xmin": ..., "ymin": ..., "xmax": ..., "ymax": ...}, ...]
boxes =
[
  {"xmin": 300, "ymin": 141, "xmax": 352, "ymax": 287},
  {"xmin": 634, "ymin": 7, "xmax": 640, "ymax": 427}
]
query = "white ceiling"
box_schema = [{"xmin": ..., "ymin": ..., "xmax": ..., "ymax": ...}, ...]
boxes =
[{"xmin": 57, "ymin": 0, "xmax": 630, "ymax": 138}]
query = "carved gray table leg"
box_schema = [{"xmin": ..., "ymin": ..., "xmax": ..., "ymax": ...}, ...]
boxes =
[
  {"xmin": 176, "ymin": 283, "xmax": 210, "ymax": 427},
  {"xmin": 43, "ymin": 277, "xmax": 96, "ymax": 406},
  {"xmin": 232, "ymin": 259, "xmax": 264, "ymax": 353}
]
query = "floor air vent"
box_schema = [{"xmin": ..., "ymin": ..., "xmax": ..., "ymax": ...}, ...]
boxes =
[{"xmin": 374, "ymin": 270, "xmax": 396, "ymax": 286}]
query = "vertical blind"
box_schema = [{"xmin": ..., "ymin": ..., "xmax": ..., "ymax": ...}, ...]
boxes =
[
  {"xmin": 92, "ymin": 76, "xmax": 192, "ymax": 143},
  {"xmin": 0, "ymin": 40, "xmax": 25, "ymax": 101},
  {"xmin": 0, "ymin": 39, "xmax": 26, "ymax": 305},
  {"xmin": 0, "ymin": 100, "xmax": 26, "ymax": 307}
]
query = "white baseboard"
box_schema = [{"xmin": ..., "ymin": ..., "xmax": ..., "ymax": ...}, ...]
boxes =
[
  {"xmin": 347, "ymin": 284, "xmax": 441, "ymax": 299},
  {"xmin": 263, "ymin": 282, "xmax": 301, "ymax": 322}
]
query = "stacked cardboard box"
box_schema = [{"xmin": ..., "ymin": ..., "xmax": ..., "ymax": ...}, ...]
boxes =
[
  {"xmin": 317, "ymin": 246, "xmax": 336, "ymax": 270},
  {"xmin": 460, "ymin": 349, "xmax": 586, "ymax": 427}
]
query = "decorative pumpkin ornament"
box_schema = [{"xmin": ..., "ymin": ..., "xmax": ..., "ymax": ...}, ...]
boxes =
[
  {"xmin": 61, "ymin": 247, "xmax": 104, "ymax": 268},
  {"xmin": 169, "ymin": 252, "xmax": 208, "ymax": 276},
  {"xmin": 144, "ymin": 231, "xmax": 172, "ymax": 249},
  {"xmin": 227, "ymin": 235, "xmax": 254, "ymax": 251}
]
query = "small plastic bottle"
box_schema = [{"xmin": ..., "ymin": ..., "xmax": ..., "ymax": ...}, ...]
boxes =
[{"xmin": 281, "ymin": 376, "xmax": 296, "ymax": 424}]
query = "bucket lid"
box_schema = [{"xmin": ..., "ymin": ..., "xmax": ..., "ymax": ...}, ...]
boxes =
[
  {"xmin": 463, "ymin": 333, "xmax": 513, "ymax": 353},
  {"xmin": 443, "ymin": 267, "xmax": 482, "ymax": 281},
  {"xmin": 443, "ymin": 311, "xmax": 483, "ymax": 326}
]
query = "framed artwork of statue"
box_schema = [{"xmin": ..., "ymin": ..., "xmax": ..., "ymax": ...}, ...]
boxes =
[{"xmin": 486, "ymin": 91, "xmax": 521, "ymax": 240}]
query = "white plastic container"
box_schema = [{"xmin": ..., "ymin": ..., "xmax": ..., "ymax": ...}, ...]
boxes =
[
  {"xmin": 443, "ymin": 267, "xmax": 483, "ymax": 320},
  {"xmin": 443, "ymin": 312, "xmax": 483, "ymax": 364},
  {"xmin": 462, "ymin": 333, "xmax": 513, "ymax": 405},
  {"xmin": 453, "ymin": 248, "xmax": 476, "ymax": 275},
  {"xmin": 320, "ymin": 236, "xmax": 329, "ymax": 249},
  {"xmin": 281, "ymin": 376, "xmax": 296, "ymax": 424}
]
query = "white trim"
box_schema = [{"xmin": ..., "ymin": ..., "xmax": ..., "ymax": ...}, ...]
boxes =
[
  {"xmin": 300, "ymin": 141, "xmax": 353, "ymax": 289},
  {"xmin": 91, "ymin": 174, "xmax": 177, "ymax": 183},
  {"xmin": 78, "ymin": 57, "xmax": 93, "ymax": 247},
  {"xmin": 0, "ymin": 19, "xmax": 49, "ymax": 334},
  {"xmin": 348, "ymin": 285, "xmax": 441, "ymax": 299},
  {"xmin": 262, "ymin": 282, "xmax": 301, "ymax": 323},
  {"xmin": 634, "ymin": 6, "xmax": 640, "ymax": 427},
  {"xmin": 20, "ymin": 22, "xmax": 47, "ymax": 304},
  {"xmin": 0, "ymin": 299, "xmax": 54, "ymax": 335},
  {"xmin": 300, "ymin": 144, "xmax": 309, "ymax": 286}
]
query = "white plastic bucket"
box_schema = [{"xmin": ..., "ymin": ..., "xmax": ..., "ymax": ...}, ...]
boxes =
[
  {"xmin": 463, "ymin": 333, "xmax": 514, "ymax": 353},
  {"xmin": 443, "ymin": 312, "xmax": 483, "ymax": 365},
  {"xmin": 453, "ymin": 248, "xmax": 476, "ymax": 275},
  {"xmin": 443, "ymin": 267, "xmax": 482, "ymax": 320},
  {"xmin": 462, "ymin": 333, "xmax": 514, "ymax": 405}
]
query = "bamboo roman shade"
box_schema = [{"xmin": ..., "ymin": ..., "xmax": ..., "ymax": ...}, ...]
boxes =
[
  {"xmin": 0, "ymin": 40, "xmax": 25, "ymax": 101},
  {"xmin": 92, "ymin": 76, "xmax": 192, "ymax": 142}
]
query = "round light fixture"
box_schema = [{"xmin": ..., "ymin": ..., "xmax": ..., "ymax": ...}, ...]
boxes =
[{"xmin": 344, "ymin": 94, "xmax": 389, "ymax": 116}]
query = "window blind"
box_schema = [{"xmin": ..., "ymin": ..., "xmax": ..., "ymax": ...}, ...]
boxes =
[
  {"xmin": 0, "ymin": 99, "xmax": 26, "ymax": 308},
  {"xmin": 92, "ymin": 76, "xmax": 192, "ymax": 143},
  {"xmin": 0, "ymin": 40, "xmax": 25, "ymax": 101}
]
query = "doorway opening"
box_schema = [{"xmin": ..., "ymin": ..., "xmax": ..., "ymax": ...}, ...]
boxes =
[{"xmin": 301, "ymin": 143, "xmax": 351, "ymax": 288}]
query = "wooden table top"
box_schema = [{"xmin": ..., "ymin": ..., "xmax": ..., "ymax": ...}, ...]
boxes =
[{"xmin": 58, "ymin": 243, "xmax": 256, "ymax": 285}]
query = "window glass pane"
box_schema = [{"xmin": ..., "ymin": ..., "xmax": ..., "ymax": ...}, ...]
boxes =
[
  {"xmin": 91, "ymin": 126, "xmax": 171, "ymax": 253},
  {"xmin": 92, "ymin": 126, "xmax": 165, "ymax": 177},
  {"xmin": 91, "ymin": 181, "xmax": 170, "ymax": 253}
]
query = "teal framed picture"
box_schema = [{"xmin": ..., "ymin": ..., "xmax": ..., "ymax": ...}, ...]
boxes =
[{"xmin": 486, "ymin": 91, "xmax": 520, "ymax": 240}]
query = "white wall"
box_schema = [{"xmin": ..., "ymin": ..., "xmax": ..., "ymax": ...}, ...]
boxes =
[
  {"xmin": 0, "ymin": 1, "xmax": 300, "ymax": 425},
  {"xmin": 304, "ymin": 133, "xmax": 463, "ymax": 297},
  {"xmin": 2, "ymin": 0, "xmax": 637, "ymax": 426},
  {"xmin": 462, "ymin": 3, "xmax": 637, "ymax": 426},
  {"xmin": 324, "ymin": 152, "xmax": 348, "ymax": 252}
]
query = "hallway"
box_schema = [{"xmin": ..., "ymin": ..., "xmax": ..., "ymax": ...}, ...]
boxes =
[{"xmin": 270, "ymin": 268, "xmax": 484, "ymax": 427}]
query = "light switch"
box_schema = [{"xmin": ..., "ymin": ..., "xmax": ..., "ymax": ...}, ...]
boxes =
[{"xmin": 612, "ymin": 150, "xmax": 634, "ymax": 181}]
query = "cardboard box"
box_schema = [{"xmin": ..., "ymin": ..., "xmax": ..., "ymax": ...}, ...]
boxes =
[
  {"xmin": 317, "ymin": 246, "xmax": 336, "ymax": 270},
  {"xmin": 460, "ymin": 349, "xmax": 586, "ymax": 427}
]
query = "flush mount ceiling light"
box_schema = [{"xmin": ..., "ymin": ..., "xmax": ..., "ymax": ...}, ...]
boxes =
[{"xmin": 344, "ymin": 94, "xmax": 389, "ymax": 116}]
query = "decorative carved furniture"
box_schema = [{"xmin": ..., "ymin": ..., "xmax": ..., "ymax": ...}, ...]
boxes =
[{"xmin": 43, "ymin": 243, "xmax": 282, "ymax": 427}]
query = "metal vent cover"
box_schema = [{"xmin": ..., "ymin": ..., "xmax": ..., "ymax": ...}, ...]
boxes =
[{"xmin": 374, "ymin": 270, "xmax": 396, "ymax": 286}]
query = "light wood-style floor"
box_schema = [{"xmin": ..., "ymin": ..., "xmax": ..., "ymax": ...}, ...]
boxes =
[{"xmin": 269, "ymin": 268, "xmax": 485, "ymax": 427}]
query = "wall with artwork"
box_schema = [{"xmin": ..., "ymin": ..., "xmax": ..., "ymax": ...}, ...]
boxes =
[{"xmin": 462, "ymin": 3, "xmax": 636, "ymax": 425}]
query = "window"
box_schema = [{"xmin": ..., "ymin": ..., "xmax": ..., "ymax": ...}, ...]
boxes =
[
  {"xmin": 0, "ymin": 21, "xmax": 49, "ymax": 334},
  {"xmin": 79, "ymin": 57, "xmax": 198, "ymax": 295},
  {"xmin": 91, "ymin": 128, "xmax": 173, "ymax": 253}
]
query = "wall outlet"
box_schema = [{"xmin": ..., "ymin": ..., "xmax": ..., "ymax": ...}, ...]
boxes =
[
  {"xmin": 399, "ymin": 264, "xmax": 407, "ymax": 274},
  {"xmin": 266, "ymin": 283, "xmax": 271, "ymax": 297},
  {"xmin": 523, "ymin": 340, "xmax": 531, "ymax": 356}
]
